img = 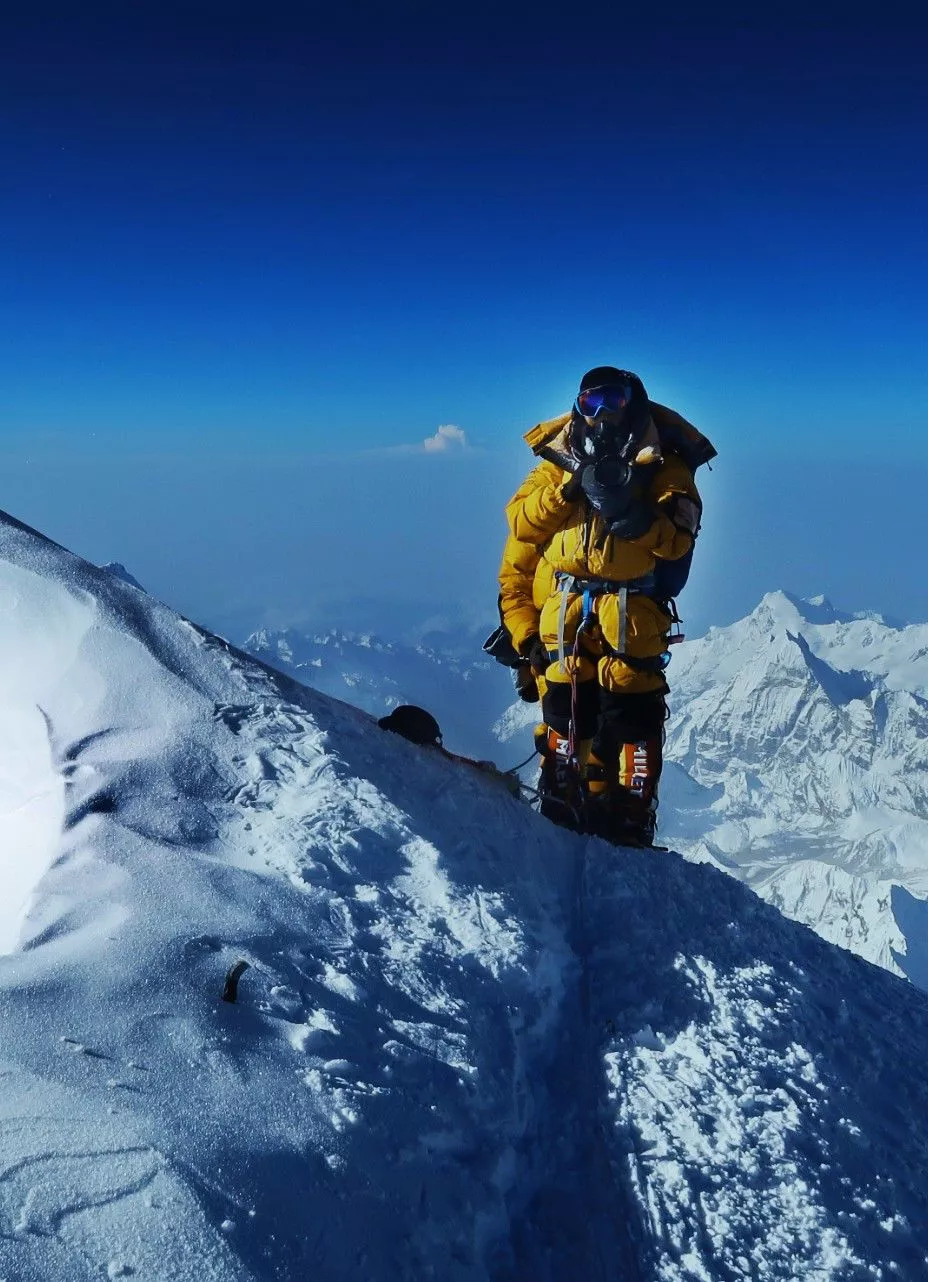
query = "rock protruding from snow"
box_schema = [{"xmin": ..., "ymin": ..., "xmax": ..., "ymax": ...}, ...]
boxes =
[{"xmin": 99, "ymin": 560, "xmax": 146, "ymax": 591}]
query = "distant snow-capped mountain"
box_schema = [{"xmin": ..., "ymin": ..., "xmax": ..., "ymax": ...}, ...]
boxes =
[
  {"xmin": 660, "ymin": 590, "xmax": 928, "ymax": 982},
  {"xmin": 498, "ymin": 590, "xmax": 928, "ymax": 986},
  {"xmin": 99, "ymin": 560, "xmax": 146, "ymax": 591},
  {"xmin": 242, "ymin": 625, "xmax": 519, "ymax": 764}
]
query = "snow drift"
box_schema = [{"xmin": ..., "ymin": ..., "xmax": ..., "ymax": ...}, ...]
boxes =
[{"xmin": 3, "ymin": 509, "xmax": 928, "ymax": 1281}]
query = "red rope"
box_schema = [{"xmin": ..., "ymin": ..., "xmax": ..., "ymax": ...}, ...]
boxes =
[{"xmin": 567, "ymin": 601, "xmax": 596, "ymax": 768}]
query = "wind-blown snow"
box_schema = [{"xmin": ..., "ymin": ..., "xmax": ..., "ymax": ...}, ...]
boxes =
[
  {"xmin": 0, "ymin": 593, "xmax": 69, "ymax": 951},
  {"xmin": 4, "ymin": 518, "xmax": 928, "ymax": 1280}
]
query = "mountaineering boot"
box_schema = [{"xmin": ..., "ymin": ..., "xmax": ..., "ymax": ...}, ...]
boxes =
[
  {"xmin": 584, "ymin": 736, "xmax": 663, "ymax": 848},
  {"xmin": 601, "ymin": 789, "xmax": 659, "ymax": 847},
  {"xmin": 583, "ymin": 782, "xmax": 659, "ymax": 848},
  {"xmin": 534, "ymin": 725, "xmax": 588, "ymax": 833}
]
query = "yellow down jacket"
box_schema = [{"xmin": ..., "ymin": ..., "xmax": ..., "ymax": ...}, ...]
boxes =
[
  {"xmin": 498, "ymin": 533, "xmax": 554, "ymax": 656},
  {"xmin": 500, "ymin": 404, "xmax": 713, "ymax": 694}
]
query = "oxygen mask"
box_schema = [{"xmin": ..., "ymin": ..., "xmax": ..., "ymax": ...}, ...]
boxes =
[
  {"xmin": 588, "ymin": 452, "xmax": 632, "ymax": 489},
  {"xmin": 571, "ymin": 407, "xmax": 638, "ymax": 468},
  {"xmin": 571, "ymin": 378, "xmax": 646, "ymax": 464}
]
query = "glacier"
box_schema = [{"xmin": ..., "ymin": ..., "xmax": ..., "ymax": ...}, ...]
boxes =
[{"xmin": 3, "ymin": 512, "xmax": 928, "ymax": 1279}]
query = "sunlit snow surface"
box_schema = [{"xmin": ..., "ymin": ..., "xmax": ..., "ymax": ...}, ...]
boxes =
[{"xmin": 3, "ymin": 512, "xmax": 928, "ymax": 1280}]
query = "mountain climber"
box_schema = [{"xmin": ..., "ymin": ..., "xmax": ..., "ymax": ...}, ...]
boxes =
[{"xmin": 497, "ymin": 366, "xmax": 716, "ymax": 847}]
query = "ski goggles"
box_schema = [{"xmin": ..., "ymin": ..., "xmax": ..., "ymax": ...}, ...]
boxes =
[{"xmin": 574, "ymin": 383, "xmax": 635, "ymax": 419}]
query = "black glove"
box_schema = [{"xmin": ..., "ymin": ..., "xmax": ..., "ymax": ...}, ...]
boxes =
[
  {"xmin": 576, "ymin": 458, "xmax": 654, "ymax": 538},
  {"xmin": 560, "ymin": 466, "xmax": 586, "ymax": 503},
  {"xmin": 520, "ymin": 634, "xmax": 550, "ymax": 672},
  {"xmin": 514, "ymin": 665, "xmax": 540, "ymax": 703}
]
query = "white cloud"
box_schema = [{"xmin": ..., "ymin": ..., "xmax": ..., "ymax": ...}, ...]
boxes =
[{"xmin": 422, "ymin": 424, "xmax": 468, "ymax": 453}]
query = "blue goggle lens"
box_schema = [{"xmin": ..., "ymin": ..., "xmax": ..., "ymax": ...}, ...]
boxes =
[{"xmin": 575, "ymin": 384, "xmax": 634, "ymax": 418}]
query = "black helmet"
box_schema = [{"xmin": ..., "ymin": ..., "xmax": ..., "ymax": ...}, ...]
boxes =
[
  {"xmin": 570, "ymin": 367, "xmax": 649, "ymax": 462},
  {"xmin": 579, "ymin": 365, "xmax": 632, "ymax": 393},
  {"xmin": 377, "ymin": 704, "xmax": 443, "ymax": 746}
]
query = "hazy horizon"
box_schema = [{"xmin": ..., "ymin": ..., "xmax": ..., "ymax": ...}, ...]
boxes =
[
  {"xmin": 4, "ymin": 442, "xmax": 924, "ymax": 649},
  {"xmin": 3, "ymin": 4, "xmax": 925, "ymax": 646}
]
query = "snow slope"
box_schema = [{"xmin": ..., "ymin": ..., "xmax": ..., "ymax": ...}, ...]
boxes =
[
  {"xmin": 243, "ymin": 626, "xmax": 517, "ymax": 764},
  {"xmin": 4, "ymin": 514, "xmax": 928, "ymax": 1280}
]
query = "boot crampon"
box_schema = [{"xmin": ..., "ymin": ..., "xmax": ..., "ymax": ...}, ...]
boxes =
[{"xmin": 535, "ymin": 722, "xmax": 666, "ymax": 850}]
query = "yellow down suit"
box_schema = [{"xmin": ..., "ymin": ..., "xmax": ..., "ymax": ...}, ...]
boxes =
[
  {"xmin": 501, "ymin": 406, "xmax": 705, "ymax": 701},
  {"xmin": 500, "ymin": 398, "xmax": 715, "ymax": 842}
]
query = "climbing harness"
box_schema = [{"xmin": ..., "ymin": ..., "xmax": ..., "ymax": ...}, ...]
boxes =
[{"xmin": 541, "ymin": 575, "xmax": 683, "ymax": 844}]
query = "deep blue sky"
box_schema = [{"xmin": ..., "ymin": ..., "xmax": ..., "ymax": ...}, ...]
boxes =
[{"xmin": 2, "ymin": 2, "xmax": 926, "ymax": 640}]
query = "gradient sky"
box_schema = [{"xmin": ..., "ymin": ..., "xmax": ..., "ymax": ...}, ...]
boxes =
[{"xmin": 2, "ymin": 2, "xmax": 926, "ymax": 642}]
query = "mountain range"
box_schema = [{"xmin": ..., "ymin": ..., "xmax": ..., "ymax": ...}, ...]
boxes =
[{"xmin": 661, "ymin": 590, "xmax": 928, "ymax": 983}]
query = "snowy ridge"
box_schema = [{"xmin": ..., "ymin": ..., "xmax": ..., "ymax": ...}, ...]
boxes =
[
  {"xmin": 99, "ymin": 560, "xmax": 146, "ymax": 592},
  {"xmin": 4, "ymin": 517, "xmax": 928, "ymax": 1278},
  {"xmin": 587, "ymin": 850, "xmax": 928, "ymax": 1279},
  {"xmin": 243, "ymin": 624, "xmax": 515, "ymax": 764}
]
